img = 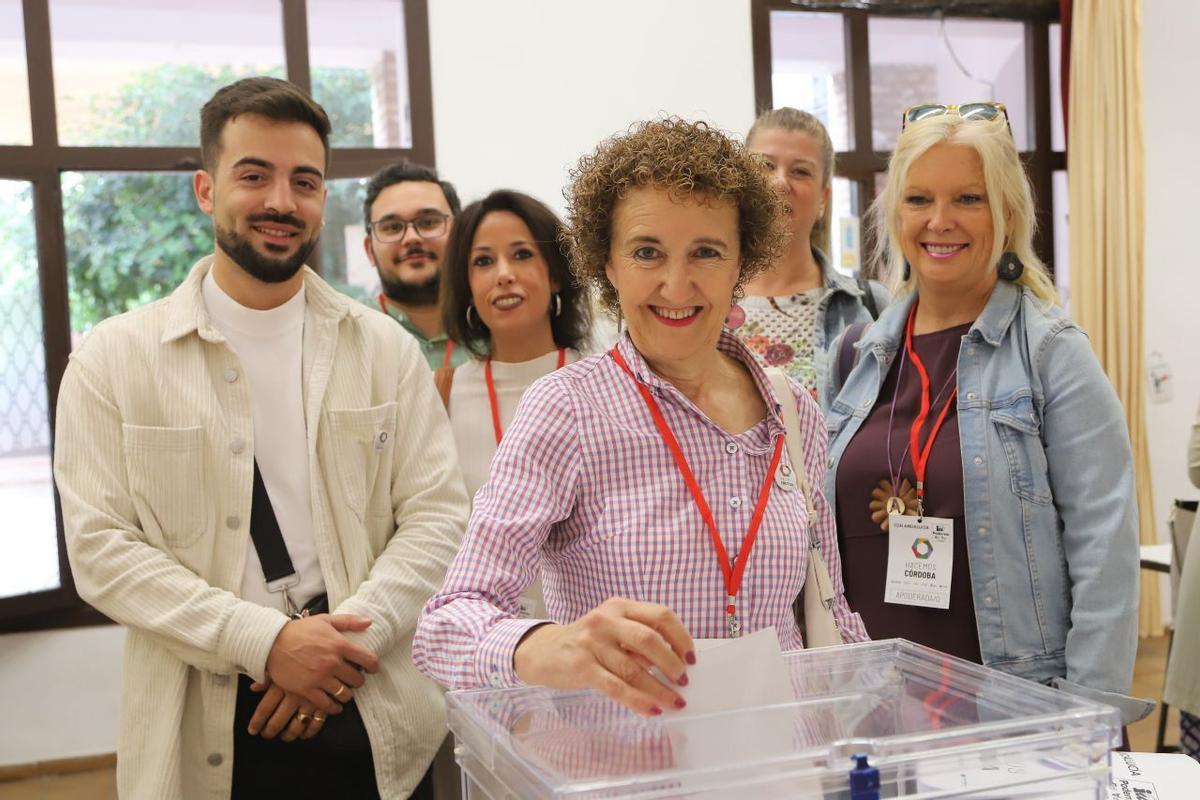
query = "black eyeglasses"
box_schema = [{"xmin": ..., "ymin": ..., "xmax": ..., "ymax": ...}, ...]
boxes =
[
  {"xmin": 367, "ymin": 212, "xmax": 450, "ymax": 243},
  {"xmin": 901, "ymin": 102, "xmax": 1011, "ymax": 133}
]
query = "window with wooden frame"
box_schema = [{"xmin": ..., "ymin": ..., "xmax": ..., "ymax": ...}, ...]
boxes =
[
  {"xmin": 0, "ymin": 0, "xmax": 435, "ymax": 632},
  {"xmin": 750, "ymin": 1, "xmax": 1065, "ymax": 289}
]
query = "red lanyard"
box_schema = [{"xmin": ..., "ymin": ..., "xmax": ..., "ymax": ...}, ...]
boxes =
[
  {"xmin": 485, "ymin": 348, "xmax": 567, "ymax": 444},
  {"xmin": 379, "ymin": 293, "xmax": 455, "ymax": 369},
  {"xmin": 610, "ymin": 346, "xmax": 785, "ymax": 638},
  {"xmin": 904, "ymin": 302, "xmax": 958, "ymax": 516}
]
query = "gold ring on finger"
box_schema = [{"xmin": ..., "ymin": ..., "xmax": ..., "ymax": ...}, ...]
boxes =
[
  {"xmin": 332, "ymin": 683, "xmax": 348, "ymax": 700},
  {"xmin": 311, "ymin": 712, "xmax": 327, "ymax": 724},
  {"xmin": 295, "ymin": 711, "xmax": 311, "ymax": 724}
]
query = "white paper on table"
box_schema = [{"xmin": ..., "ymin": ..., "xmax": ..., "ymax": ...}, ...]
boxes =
[
  {"xmin": 1106, "ymin": 751, "xmax": 1200, "ymax": 799},
  {"xmin": 916, "ymin": 750, "xmax": 1200, "ymax": 799},
  {"xmin": 664, "ymin": 627, "xmax": 804, "ymax": 798},
  {"xmin": 914, "ymin": 750, "xmax": 1096, "ymax": 798}
]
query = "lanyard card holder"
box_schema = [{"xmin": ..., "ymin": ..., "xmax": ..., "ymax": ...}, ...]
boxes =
[{"xmin": 249, "ymin": 460, "xmax": 306, "ymax": 619}]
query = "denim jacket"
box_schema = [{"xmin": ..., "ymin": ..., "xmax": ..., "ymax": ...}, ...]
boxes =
[
  {"xmin": 810, "ymin": 252, "xmax": 891, "ymax": 400},
  {"xmin": 824, "ymin": 281, "xmax": 1152, "ymax": 724}
]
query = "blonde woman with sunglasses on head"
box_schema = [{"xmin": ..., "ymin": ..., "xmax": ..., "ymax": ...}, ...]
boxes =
[{"xmin": 823, "ymin": 101, "xmax": 1152, "ymax": 727}]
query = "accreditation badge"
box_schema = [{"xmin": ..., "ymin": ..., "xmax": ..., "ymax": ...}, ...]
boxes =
[
  {"xmin": 884, "ymin": 514, "xmax": 954, "ymax": 609},
  {"xmin": 774, "ymin": 458, "xmax": 798, "ymax": 492}
]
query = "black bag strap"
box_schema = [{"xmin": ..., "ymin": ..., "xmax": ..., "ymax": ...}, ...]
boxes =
[
  {"xmin": 856, "ymin": 277, "xmax": 879, "ymax": 320},
  {"xmin": 249, "ymin": 460, "xmax": 297, "ymax": 588},
  {"xmin": 836, "ymin": 321, "xmax": 870, "ymax": 392}
]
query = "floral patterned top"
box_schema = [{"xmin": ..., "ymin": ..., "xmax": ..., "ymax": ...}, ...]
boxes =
[{"xmin": 727, "ymin": 286, "xmax": 827, "ymax": 394}]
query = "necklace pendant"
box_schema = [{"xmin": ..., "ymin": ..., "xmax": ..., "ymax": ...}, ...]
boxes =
[
  {"xmin": 726, "ymin": 612, "xmax": 741, "ymax": 639},
  {"xmin": 886, "ymin": 495, "xmax": 906, "ymax": 516}
]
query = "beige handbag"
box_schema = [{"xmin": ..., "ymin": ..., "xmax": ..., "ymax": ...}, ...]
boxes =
[{"xmin": 766, "ymin": 369, "xmax": 843, "ymax": 648}]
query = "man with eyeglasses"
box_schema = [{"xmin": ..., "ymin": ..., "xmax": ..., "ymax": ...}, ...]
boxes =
[{"xmin": 363, "ymin": 162, "xmax": 469, "ymax": 370}]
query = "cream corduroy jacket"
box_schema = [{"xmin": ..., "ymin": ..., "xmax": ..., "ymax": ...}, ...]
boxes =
[{"xmin": 53, "ymin": 257, "xmax": 468, "ymax": 799}]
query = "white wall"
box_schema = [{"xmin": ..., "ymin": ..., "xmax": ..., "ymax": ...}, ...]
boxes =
[
  {"xmin": 1142, "ymin": 0, "xmax": 1200, "ymax": 620},
  {"xmin": 0, "ymin": 626, "xmax": 124, "ymax": 764},
  {"xmin": 428, "ymin": 0, "xmax": 756, "ymax": 215},
  {"xmin": 0, "ymin": 0, "xmax": 758, "ymax": 768}
]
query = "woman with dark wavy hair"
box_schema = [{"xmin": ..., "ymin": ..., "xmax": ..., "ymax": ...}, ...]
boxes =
[
  {"xmin": 435, "ymin": 189, "xmax": 590, "ymax": 501},
  {"xmin": 415, "ymin": 119, "xmax": 867, "ymax": 717}
]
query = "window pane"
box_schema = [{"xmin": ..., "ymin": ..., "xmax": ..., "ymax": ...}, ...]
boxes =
[
  {"xmin": 63, "ymin": 172, "xmax": 210, "ymax": 337},
  {"xmin": 768, "ymin": 11, "xmax": 850, "ymax": 151},
  {"xmin": 308, "ymin": 0, "xmax": 412, "ymax": 149},
  {"xmin": 1049, "ymin": 23, "xmax": 1065, "ymax": 151},
  {"xmin": 0, "ymin": 181, "xmax": 59, "ymax": 599},
  {"xmin": 1053, "ymin": 169, "xmax": 1069, "ymax": 310},
  {"xmin": 0, "ymin": 0, "xmax": 31, "ymax": 145},
  {"xmin": 870, "ymin": 17, "xmax": 1029, "ymax": 152},
  {"xmin": 828, "ymin": 177, "xmax": 861, "ymax": 277},
  {"xmin": 50, "ymin": 0, "xmax": 285, "ymax": 147},
  {"xmin": 316, "ymin": 176, "xmax": 375, "ymax": 304}
]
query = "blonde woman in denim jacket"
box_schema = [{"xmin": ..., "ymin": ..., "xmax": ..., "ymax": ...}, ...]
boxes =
[{"xmin": 824, "ymin": 105, "xmax": 1152, "ymax": 726}]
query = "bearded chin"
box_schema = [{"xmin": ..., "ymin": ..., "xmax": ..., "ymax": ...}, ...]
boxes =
[
  {"xmin": 380, "ymin": 271, "xmax": 440, "ymax": 306},
  {"xmin": 215, "ymin": 223, "xmax": 317, "ymax": 285}
]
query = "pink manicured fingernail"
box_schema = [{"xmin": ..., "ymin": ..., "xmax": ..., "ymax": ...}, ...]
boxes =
[
  {"xmin": 685, "ymin": 651, "xmax": 696, "ymax": 665},
  {"xmin": 677, "ymin": 674, "xmax": 689, "ymax": 686},
  {"xmin": 649, "ymin": 706, "xmax": 663, "ymax": 716},
  {"xmin": 674, "ymin": 698, "xmax": 687, "ymax": 709}
]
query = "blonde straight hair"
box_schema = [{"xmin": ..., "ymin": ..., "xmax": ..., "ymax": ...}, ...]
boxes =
[
  {"xmin": 870, "ymin": 114, "xmax": 1058, "ymax": 304},
  {"xmin": 747, "ymin": 107, "xmax": 834, "ymax": 256}
]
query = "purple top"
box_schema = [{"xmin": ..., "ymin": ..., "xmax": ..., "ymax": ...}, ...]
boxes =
[{"xmin": 834, "ymin": 322, "xmax": 981, "ymax": 663}]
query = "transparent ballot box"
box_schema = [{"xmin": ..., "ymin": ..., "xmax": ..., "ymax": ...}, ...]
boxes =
[{"xmin": 445, "ymin": 639, "xmax": 1120, "ymax": 799}]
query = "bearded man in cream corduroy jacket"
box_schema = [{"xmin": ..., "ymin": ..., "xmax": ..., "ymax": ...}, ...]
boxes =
[{"xmin": 53, "ymin": 77, "xmax": 468, "ymax": 799}]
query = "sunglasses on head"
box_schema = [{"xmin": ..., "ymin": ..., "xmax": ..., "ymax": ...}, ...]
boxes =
[{"xmin": 901, "ymin": 101, "xmax": 1011, "ymax": 133}]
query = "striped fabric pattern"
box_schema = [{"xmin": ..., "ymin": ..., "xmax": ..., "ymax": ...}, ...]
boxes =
[
  {"xmin": 1182, "ymin": 710, "xmax": 1200, "ymax": 762},
  {"xmin": 413, "ymin": 331, "xmax": 868, "ymax": 691}
]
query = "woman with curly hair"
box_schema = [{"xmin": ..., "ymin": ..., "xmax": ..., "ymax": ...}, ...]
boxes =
[
  {"xmin": 728, "ymin": 108, "xmax": 889, "ymax": 400},
  {"xmin": 414, "ymin": 119, "xmax": 867, "ymax": 716}
]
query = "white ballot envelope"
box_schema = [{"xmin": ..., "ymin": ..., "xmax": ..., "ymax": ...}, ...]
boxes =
[{"xmin": 663, "ymin": 628, "xmax": 806, "ymax": 799}]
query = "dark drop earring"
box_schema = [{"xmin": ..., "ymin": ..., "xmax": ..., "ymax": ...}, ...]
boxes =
[
  {"xmin": 902, "ymin": 260, "xmax": 911, "ymax": 281},
  {"xmin": 997, "ymin": 251, "xmax": 1025, "ymax": 281}
]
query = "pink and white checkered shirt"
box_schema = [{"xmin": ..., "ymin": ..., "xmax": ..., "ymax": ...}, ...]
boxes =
[{"xmin": 413, "ymin": 331, "xmax": 868, "ymax": 690}]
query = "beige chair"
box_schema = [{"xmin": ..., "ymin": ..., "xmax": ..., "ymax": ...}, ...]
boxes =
[
  {"xmin": 1169, "ymin": 501, "xmax": 1196, "ymax": 608},
  {"xmin": 1163, "ymin": 500, "xmax": 1200, "ymax": 754},
  {"xmin": 1157, "ymin": 499, "xmax": 1197, "ymax": 752}
]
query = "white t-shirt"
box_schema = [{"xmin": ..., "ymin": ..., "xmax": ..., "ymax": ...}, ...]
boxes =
[
  {"xmin": 448, "ymin": 349, "xmax": 580, "ymax": 501},
  {"xmin": 202, "ymin": 271, "xmax": 326, "ymax": 611}
]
